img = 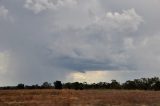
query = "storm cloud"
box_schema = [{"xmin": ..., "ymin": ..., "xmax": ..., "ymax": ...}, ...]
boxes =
[{"xmin": 0, "ymin": 0, "xmax": 160, "ymax": 85}]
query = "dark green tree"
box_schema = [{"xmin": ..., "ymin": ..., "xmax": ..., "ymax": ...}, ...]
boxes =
[
  {"xmin": 122, "ymin": 80, "xmax": 136, "ymax": 89},
  {"xmin": 110, "ymin": 80, "xmax": 121, "ymax": 89},
  {"xmin": 17, "ymin": 83, "xmax": 24, "ymax": 89},
  {"xmin": 54, "ymin": 81, "xmax": 62, "ymax": 89},
  {"xmin": 72, "ymin": 82, "xmax": 84, "ymax": 90}
]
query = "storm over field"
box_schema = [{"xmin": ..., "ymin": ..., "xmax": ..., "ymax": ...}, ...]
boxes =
[{"xmin": 0, "ymin": 0, "xmax": 160, "ymax": 85}]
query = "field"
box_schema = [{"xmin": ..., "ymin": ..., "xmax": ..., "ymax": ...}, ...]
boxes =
[{"xmin": 0, "ymin": 89, "xmax": 160, "ymax": 106}]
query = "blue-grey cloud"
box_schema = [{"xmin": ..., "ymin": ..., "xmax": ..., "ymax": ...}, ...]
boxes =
[{"xmin": 0, "ymin": 0, "xmax": 160, "ymax": 85}]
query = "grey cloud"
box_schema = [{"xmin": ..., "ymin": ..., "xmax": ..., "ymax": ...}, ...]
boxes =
[
  {"xmin": 0, "ymin": 5, "xmax": 9, "ymax": 20},
  {"xmin": 46, "ymin": 9, "xmax": 142, "ymax": 72},
  {"xmin": 0, "ymin": 0, "xmax": 160, "ymax": 85}
]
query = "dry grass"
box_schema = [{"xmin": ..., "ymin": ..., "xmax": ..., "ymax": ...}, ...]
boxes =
[{"xmin": 0, "ymin": 89, "xmax": 160, "ymax": 106}]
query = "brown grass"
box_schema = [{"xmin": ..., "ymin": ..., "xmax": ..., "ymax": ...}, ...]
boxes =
[{"xmin": 0, "ymin": 89, "xmax": 160, "ymax": 106}]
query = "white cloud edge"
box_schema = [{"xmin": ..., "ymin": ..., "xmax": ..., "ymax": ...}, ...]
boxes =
[{"xmin": 24, "ymin": 0, "xmax": 77, "ymax": 14}]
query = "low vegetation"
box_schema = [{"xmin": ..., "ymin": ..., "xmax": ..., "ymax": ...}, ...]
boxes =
[
  {"xmin": 0, "ymin": 89, "xmax": 160, "ymax": 106},
  {"xmin": 1, "ymin": 77, "xmax": 160, "ymax": 90}
]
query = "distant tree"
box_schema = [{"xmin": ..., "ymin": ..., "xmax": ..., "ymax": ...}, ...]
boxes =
[
  {"xmin": 25, "ymin": 84, "xmax": 41, "ymax": 89},
  {"xmin": 41, "ymin": 82, "xmax": 52, "ymax": 88},
  {"xmin": 150, "ymin": 77, "xmax": 160, "ymax": 90},
  {"xmin": 63, "ymin": 82, "xmax": 71, "ymax": 89},
  {"xmin": 17, "ymin": 83, "xmax": 24, "ymax": 89},
  {"xmin": 110, "ymin": 80, "xmax": 121, "ymax": 89},
  {"xmin": 152, "ymin": 81, "xmax": 160, "ymax": 91},
  {"xmin": 122, "ymin": 80, "xmax": 136, "ymax": 89},
  {"xmin": 72, "ymin": 82, "xmax": 84, "ymax": 90},
  {"xmin": 82, "ymin": 82, "xmax": 89, "ymax": 89},
  {"xmin": 54, "ymin": 81, "xmax": 62, "ymax": 89},
  {"xmin": 33, "ymin": 84, "xmax": 40, "ymax": 89},
  {"xmin": 2, "ymin": 77, "xmax": 160, "ymax": 90},
  {"xmin": 97, "ymin": 82, "xmax": 110, "ymax": 89}
]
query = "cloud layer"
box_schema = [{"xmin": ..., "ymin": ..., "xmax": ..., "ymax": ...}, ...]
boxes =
[
  {"xmin": 47, "ymin": 8, "xmax": 143, "ymax": 72},
  {"xmin": 0, "ymin": 0, "xmax": 160, "ymax": 85}
]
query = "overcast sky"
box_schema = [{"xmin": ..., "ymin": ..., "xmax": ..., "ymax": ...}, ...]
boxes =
[{"xmin": 0, "ymin": 0, "xmax": 160, "ymax": 86}]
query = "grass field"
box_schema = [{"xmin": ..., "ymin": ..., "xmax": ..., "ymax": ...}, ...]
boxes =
[{"xmin": 0, "ymin": 89, "xmax": 160, "ymax": 106}]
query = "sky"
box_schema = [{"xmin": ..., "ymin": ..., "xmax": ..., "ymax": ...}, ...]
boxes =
[{"xmin": 0, "ymin": 0, "xmax": 160, "ymax": 86}]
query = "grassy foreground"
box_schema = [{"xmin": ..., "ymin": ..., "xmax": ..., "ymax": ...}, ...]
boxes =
[{"xmin": 0, "ymin": 89, "xmax": 160, "ymax": 106}]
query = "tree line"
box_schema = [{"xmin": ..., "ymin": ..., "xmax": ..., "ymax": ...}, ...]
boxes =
[{"xmin": 1, "ymin": 77, "xmax": 160, "ymax": 90}]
